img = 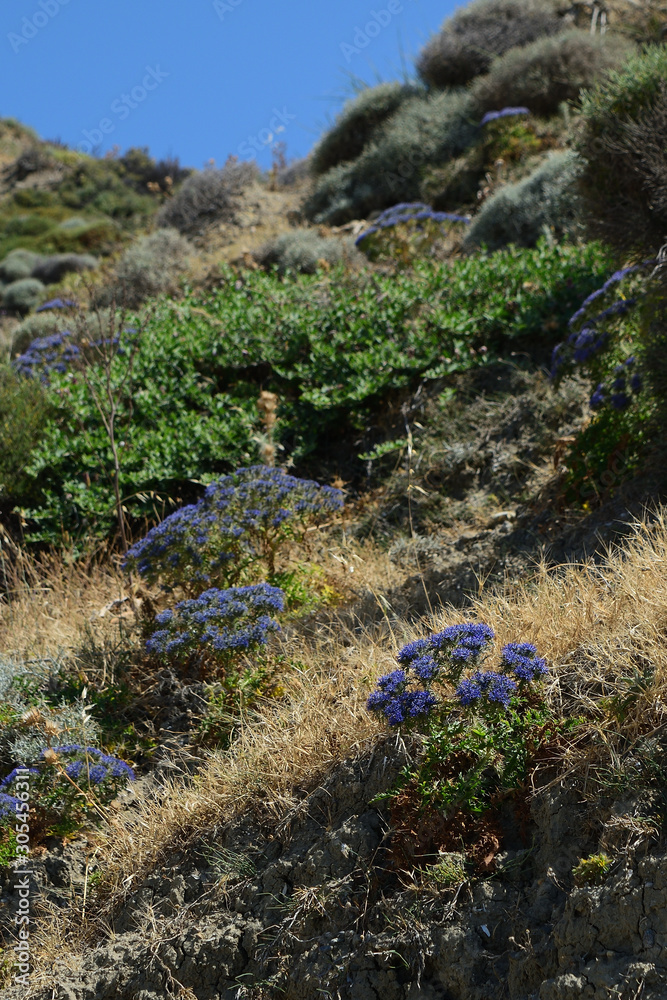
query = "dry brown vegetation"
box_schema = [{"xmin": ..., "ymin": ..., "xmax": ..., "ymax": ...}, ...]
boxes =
[{"xmin": 12, "ymin": 508, "xmax": 658, "ymax": 953}]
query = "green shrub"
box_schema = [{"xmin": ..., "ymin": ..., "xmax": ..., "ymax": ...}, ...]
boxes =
[
  {"xmin": 576, "ymin": 45, "xmax": 667, "ymax": 256},
  {"xmin": 470, "ymin": 29, "xmax": 634, "ymax": 117},
  {"xmin": 463, "ymin": 151, "xmax": 582, "ymax": 251},
  {"xmin": 0, "ymin": 249, "xmax": 44, "ymax": 283},
  {"xmin": 156, "ymin": 160, "xmax": 257, "ymax": 235},
  {"xmin": 416, "ymin": 0, "xmax": 565, "ymax": 88},
  {"xmin": 311, "ymin": 82, "xmax": 419, "ymax": 176},
  {"xmin": 254, "ymin": 229, "xmax": 362, "ymax": 274},
  {"xmin": 2, "ymin": 278, "xmax": 46, "ymax": 314},
  {"xmin": 104, "ymin": 228, "xmax": 192, "ymax": 307},
  {"xmin": 19, "ymin": 241, "xmax": 610, "ymax": 542},
  {"xmin": 0, "ymin": 366, "xmax": 54, "ymax": 502},
  {"xmin": 305, "ymin": 90, "xmax": 479, "ymax": 224}
]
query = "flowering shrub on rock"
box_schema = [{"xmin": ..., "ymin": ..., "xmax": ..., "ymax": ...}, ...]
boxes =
[
  {"xmin": 367, "ymin": 622, "xmax": 546, "ymax": 726},
  {"xmin": 146, "ymin": 583, "xmax": 285, "ymax": 664},
  {"xmin": 355, "ymin": 202, "xmax": 469, "ymax": 263},
  {"xmin": 369, "ymin": 624, "xmax": 559, "ymax": 858},
  {"xmin": 124, "ymin": 466, "xmax": 344, "ymax": 591},
  {"xmin": 0, "ymin": 748, "xmax": 135, "ymax": 835}
]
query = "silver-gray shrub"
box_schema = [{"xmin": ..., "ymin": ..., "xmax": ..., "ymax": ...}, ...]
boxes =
[
  {"xmin": 107, "ymin": 228, "xmax": 193, "ymax": 307},
  {"xmin": 416, "ymin": 0, "xmax": 566, "ymax": 89},
  {"xmin": 470, "ymin": 29, "xmax": 635, "ymax": 117},
  {"xmin": 305, "ymin": 89, "xmax": 479, "ymax": 225},
  {"xmin": 255, "ymin": 229, "xmax": 362, "ymax": 274},
  {"xmin": 311, "ymin": 82, "xmax": 420, "ymax": 176},
  {"xmin": 2, "ymin": 277, "xmax": 46, "ymax": 314},
  {"xmin": 156, "ymin": 159, "xmax": 258, "ymax": 235},
  {"xmin": 31, "ymin": 252, "xmax": 98, "ymax": 285},
  {"xmin": 0, "ymin": 249, "xmax": 44, "ymax": 283},
  {"xmin": 463, "ymin": 150, "xmax": 583, "ymax": 251}
]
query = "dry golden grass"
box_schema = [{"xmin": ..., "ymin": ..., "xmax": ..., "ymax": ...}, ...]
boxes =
[
  {"xmin": 11, "ymin": 512, "xmax": 667, "ymax": 984},
  {"xmin": 88, "ymin": 511, "xmax": 667, "ymax": 918},
  {"xmin": 0, "ymin": 539, "xmax": 130, "ymax": 662}
]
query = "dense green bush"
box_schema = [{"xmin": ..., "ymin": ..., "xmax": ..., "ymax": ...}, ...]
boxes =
[
  {"xmin": 416, "ymin": 0, "xmax": 565, "ymax": 88},
  {"xmin": 104, "ymin": 228, "xmax": 192, "ymax": 307},
  {"xmin": 305, "ymin": 90, "xmax": 479, "ymax": 224},
  {"xmin": 0, "ymin": 249, "xmax": 44, "ymax": 283},
  {"xmin": 470, "ymin": 29, "xmax": 634, "ymax": 117},
  {"xmin": 0, "ymin": 367, "xmax": 54, "ymax": 503},
  {"xmin": 576, "ymin": 46, "xmax": 667, "ymax": 256},
  {"xmin": 311, "ymin": 83, "xmax": 419, "ymax": 176},
  {"xmin": 15, "ymin": 240, "xmax": 610, "ymax": 542},
  {"xmin": 463, "ymin": 151, "xmax": 582, "ymax": 251},
  {"xmin": 254, "ymin": 228, "xmax": 361, "ymax": 274},
  {"xmin": 156, "ymin": 160, "xmax": 257, "ymax": 235},
  {"xmin": 2, "ymin": 278, "xmax": 45, "ymax": 314}
]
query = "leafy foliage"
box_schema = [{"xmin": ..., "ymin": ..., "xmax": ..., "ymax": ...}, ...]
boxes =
[{"xmin": 12, "ymin": 241, "xmax": 609, "ymax": 542}]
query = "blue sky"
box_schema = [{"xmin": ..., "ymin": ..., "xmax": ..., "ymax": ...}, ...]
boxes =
[{"xmin": 0, "ymin": 0, "xmax": 459, "ymax": 169}]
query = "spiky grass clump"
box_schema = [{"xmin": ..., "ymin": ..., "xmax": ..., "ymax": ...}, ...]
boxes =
[
  {"xmin": 156, "ymin": 160, "xmax": 258, "ymax": 235},
  {"xmin": 416, "ymin": 0, "xmax": 566, "ymax": 88},
  {"xmin": 577, "ymin": 45, "xmax": 667, "ymax": 256},
  {"xmin": 470, "ymin": 29, "xmax": 634, "ymax": 117},
  {"xmin": 311, "ymin": 82, "xmax": 419, "ymax": 176},
  {"xmin": 305, "ymin": 90, "xmax": 479, "ymax": 225},
  {"xmin": 255, "ymin": 228, "xmax": 362, "ymax": 274}
]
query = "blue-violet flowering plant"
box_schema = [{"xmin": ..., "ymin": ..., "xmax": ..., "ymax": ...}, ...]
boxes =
[
  {"xmin": 124, "ymin": 466, "xmax": 344, "ymax": 592},
  {"xmin": 367, "ymin": 623, "xmax": 548, "ymax": 728}
]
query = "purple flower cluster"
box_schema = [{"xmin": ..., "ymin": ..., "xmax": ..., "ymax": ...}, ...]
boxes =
[
  {"xmin": 368, "ymin": 622, "xmax": 495, "ymax": 726},
  {"xmin": 41, "ymin": 745, "xmax": 136, "ymax": 785},
  {"xmin": 480, "ymin": 107, "xmax": 530, "ymax": 126},
  {"xmin": 0, "ymin": 792, "xmax": 20, "ymax": 820},
  {"xmin": 42, "ymin": 743, "xmax": 135, "ymax": 785},
  {"xmin": 368, "ymin": 624, "xmax": 549, "ymax": 727},
  {"xmin": 124, "ymin": 466, "xmax": 344, "ymax": 590},
  {"xmin": 550, "ymin": 260, "xmax": 656, "ymax": 412},
  {"xmin": 456, "ymin": 671, "xmax": 517, "ymax": 708},
  {"xmin": 14, "ymin": 330, "xmax": 79, "ymax": 382},
  {"xmin": 146, "ymin": 583, "xmax": 285, "ymax": 660},
  {"xmin": 355, "ymin": 202, "xmax": 470, "ymax": 247},
  {"xmin": 35, "ymin": 298, "xmax": 76, "ymax": 313},
  {"xmin": 587, "ymin": 356, "xmax": 641, "ymax": 412},
  {"xmin": 499, "ymin": 642, "xmax": 548, "ymax": 682}
]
